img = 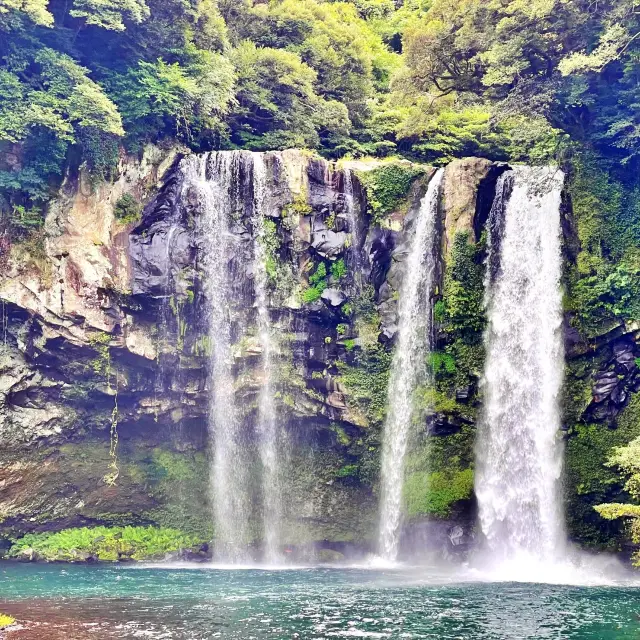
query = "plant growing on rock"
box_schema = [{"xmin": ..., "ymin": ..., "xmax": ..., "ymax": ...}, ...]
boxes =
[
  {"xmin": 337, "ymin": 343, "xmax": 391, "ymax": 427},
  {"xmin": 356, "ymin": 164, "xmax": 425, "ymax": 225},
  {"xmin": 114, "ymin": 193, "xmax": 142, "ymax": 224},
  {"xmin": 8, "ymin": 526, "xmax": 204, "ymax": 562},
  {"xmin": 565, "ymin": 394, "xmax": 640, "ymax": 548},
  {"xmin": 302, "ymin": 262, "xmax": 328, "ymax": 303},
  {"xmin": 403, "ymin": 468, "xmax": 474, "ymax": 519},
  {"xmin": 331, "ymin": 258, "xmax": 347, "ymax": 281},
  {"xmin": 595, "ymin": 435, "xmax": 640, "ymax": 566}
]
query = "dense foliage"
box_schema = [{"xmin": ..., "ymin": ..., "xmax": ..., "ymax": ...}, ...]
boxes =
[
  {"xmin": 8, "ymin": 526, "xmax": 203, "ymax": 561},
  {"xmin": 2, "ymin": 0, "xmax": 638, "ymax": 218},
  {"xmin": 596, "ymin": 434, "xmax": 640, "ymax": 567}
]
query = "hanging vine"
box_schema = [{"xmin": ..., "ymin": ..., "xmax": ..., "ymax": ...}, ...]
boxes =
[{"xmin": 90, "ymin": 332, "xmax": 120, "ymax": 486}]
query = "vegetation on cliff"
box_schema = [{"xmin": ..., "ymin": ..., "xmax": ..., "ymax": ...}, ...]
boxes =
[
  {"xmin": 2, "ymin": 1, "xmax": 638, "ymax": 223},
  {"xmin": 7, "ymin": 526, "xmax": 204, "ymax": 562},
  {"xmin": 596, "ymin": 432, "xmax": 640, "ymax": 567}
]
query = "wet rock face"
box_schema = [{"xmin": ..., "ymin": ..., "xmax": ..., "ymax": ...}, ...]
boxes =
[
  {"xmin": 587, "ymin": 337, "xmax": 640, "ymax": 424},
  {"xmin": 129, "ymin": 164, "xmax": 193, "ymax": 298},
  {"xmin": 442, "ymin": 157, "xmax": 508, "ymax": 255},
  {"xmin": 0, "ymin": 317, "xmax": 72, "ymax": 448},
  {"xmin": 6, "ymin": 147, "xmax": 622, "ymax": 557}
]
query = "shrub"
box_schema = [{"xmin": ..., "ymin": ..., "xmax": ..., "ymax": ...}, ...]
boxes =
[
  {"xmin": 331, "ymin": 258, "xmax": 347, "ymax": 281},
  {"xmin": 302, "ymin": 262, "xmax": 328, "ymax": 303},
  {"xmin": 113, "ymin": 193, "xmax": 141, "ymax": 224},
  {"xmin": 356, "ymin": 163, "xmax": 424, "ymax": 225},
  {"xmin": 8, "ymin": 526, "xmax": 203, "ymax": 562}
]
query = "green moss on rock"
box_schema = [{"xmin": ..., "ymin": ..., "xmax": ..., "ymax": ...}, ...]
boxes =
[
  {"xmin": 337, "ymin": 344, "xmax": 391, "ymax": 427},
  {"xmin": 434, "ymin": 230, "xmax": 486, "ymax": 410},
  {"xmin": 404, "ymin": 469, "xmax": 474, "ymax": 519},
  {"xmin": 565, "ymin": 394, "xmax": 640, "ymax": 548},
  {"xmin": 403, "ymin": 425, "xmax": 475, "ymax": 519},
  {"xmin": 565, "ymin": 154, "xmax": 640, "ymax": 337},
  {"xmin": 356, "ymin": 164, "xmax": 425, "ymax": 225}
]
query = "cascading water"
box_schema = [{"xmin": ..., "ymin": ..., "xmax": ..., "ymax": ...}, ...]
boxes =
[
  {"xmin": 182, "ymin": 151, "xmax": 288, "ymax": 563},
  {"xmin": 378, "ymin": 168, "xmax": 444, "ymax": 562},
  {"xmin": 343, "ymin": 168, "xmax": 362, "ymax": 287},
  {"xmin": 251, "ymin": 153, "xmax": 285, "ymax": 564},
  {"xmin": 184, "ymin": 152, "xmax": 252, "ymax": 562},
  {"xmin": 475, "ymin": 166, "xmax": 566, "ymax": 569}
]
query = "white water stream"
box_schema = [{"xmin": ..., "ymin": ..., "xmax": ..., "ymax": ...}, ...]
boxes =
[
  {"xmin": 251, "ymin": 153, "xmax": 285, "ymax": 564},
  {"xmin": 377, "ymin": 169, "xmax": 444, "ymax": 562},
  {"xmin": 476, "ymin": 166, "xmax": 566, "ymax": 571},
  {"xmin": 184, "ymin": 152, "xmax": 252, "ymax": 562},
  {"xmin": 183, "ymin": 151, "xmax": 288, "ymax": 563}
]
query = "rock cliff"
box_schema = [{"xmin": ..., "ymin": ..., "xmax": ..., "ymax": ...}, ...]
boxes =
[{"xmin": 0, "ymin": 147, "xmax": 638, "ymax": 560}]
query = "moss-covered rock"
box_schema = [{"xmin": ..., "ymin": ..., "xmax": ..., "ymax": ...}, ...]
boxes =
[
  {"xmin": 354, "ymin": 162, "xmax": 427, "ymax": 226},
  {"xmin": 565, "ymin": 394, "xmax": 640, "ymax": 549}
]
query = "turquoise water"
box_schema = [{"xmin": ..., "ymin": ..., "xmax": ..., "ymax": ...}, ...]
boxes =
[{"xmin": 0, "ymin": 563, "xmax": 639, "ymax": 639}]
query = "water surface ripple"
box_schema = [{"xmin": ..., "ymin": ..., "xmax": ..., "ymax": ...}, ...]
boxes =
[{"xmin": 0, "ymin": 564, "xmax": 639, "ymax": 639}]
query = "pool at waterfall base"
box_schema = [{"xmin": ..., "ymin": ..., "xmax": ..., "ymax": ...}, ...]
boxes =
[{"xmin": 0, "ymin": 563, "xmax": 639, "ymax": 639}]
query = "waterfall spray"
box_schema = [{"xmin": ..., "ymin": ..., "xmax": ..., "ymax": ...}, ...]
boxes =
[{"xmin": 377, "ymin": 168, "xmax": 444, "ymax": 562}]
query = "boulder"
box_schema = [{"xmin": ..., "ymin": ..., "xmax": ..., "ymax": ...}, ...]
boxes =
[
  {"xmin": 592, "ymin": 371, "xmax": 619, "ymax": 403},
  {"xmin": 442, "ymin": 157, "xmax": 495, "ymax": 255}
]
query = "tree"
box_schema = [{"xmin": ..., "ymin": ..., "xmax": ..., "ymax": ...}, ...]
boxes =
[
  {"xmin": 221, "ymin": 0, "xmax": 399, "ymax": 128},
  {"xmin": 596, "ymin": 437, "xmax": 640, "ymax": 566},
  {"xmin": 230, "ymin": 41, "xmax": 349, "ymax": 150},
  {"xmin": 105, "ymin": 51, "xmax": 235, "ymax": 144},
  {"xmin": 69, "ymin": 0, "xmax": 150, "ymax": 31},
  {"xmin": 0, "ymin": 45, "xmax": 123, "ymax": 143},
  {"xmin": 0, "ymin": 0, "xmax": 53, "ymax": 29}
]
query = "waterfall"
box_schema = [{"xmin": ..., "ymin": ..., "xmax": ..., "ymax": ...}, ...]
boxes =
[
  {"xmin": 343, "ymin": 168, "xmax": 362, "ymax": 287},
  {"xmin": 378, "ymin": 168, "xmax": 444, "ymax": 562},
  {"xmin": 181, "ymin": 151, "xmax": 287, "ymax": 563},
  {"xmin": 476, "ymin": 166, "xmax": 565, "ymax": 568},
  {"xmin": 184, "ymin": 152, "xmax": 252, "ymax": 562},
  {"xmin": 251, "ymin": 153, "xmax": 285, "ymax": 564}
]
